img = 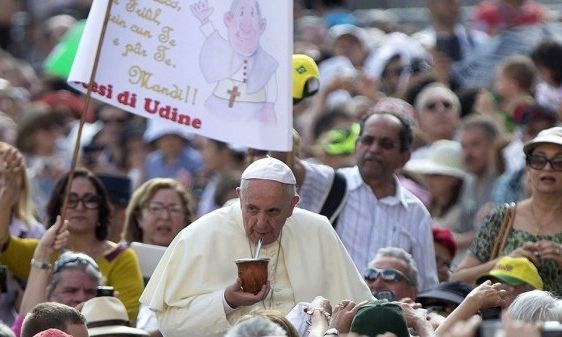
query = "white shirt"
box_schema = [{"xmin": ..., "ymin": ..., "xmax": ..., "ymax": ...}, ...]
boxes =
[{"xmin": 299, "ymin": 162, "xmax": 438, "ymax": 291}]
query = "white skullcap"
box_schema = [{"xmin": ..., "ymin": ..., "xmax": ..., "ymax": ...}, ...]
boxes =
[{"xmin": 241, "ymin": 157, "xmax": 296, "ymax": 185}]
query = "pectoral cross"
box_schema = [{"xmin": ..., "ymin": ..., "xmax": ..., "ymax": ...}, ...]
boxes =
[{"xmin": 227, "ymin": 86, "xmax": 240, "ymax": 108}]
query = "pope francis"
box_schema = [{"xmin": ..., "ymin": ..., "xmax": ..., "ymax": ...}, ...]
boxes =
[{"xmin": 139, "ymin": 157, "xmax": 372, "ymax": 337}]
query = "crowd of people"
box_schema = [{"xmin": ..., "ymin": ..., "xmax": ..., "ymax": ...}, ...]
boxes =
[{"xmin": 0, "ymin": 0, "xmax": 561, "ymax": 336}]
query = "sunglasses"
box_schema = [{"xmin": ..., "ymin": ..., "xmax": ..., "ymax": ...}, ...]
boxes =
[
  {"xmin": 363, "ymin": 268, "xmax": 413, "ymax": 284},
  {"xmin": 67, "ymin": 193, "xmax": 101, "ymax": 209},
  {"xmin": 425, "ymin": 100, "xmax": 453, "ymax": 111},
  {"xmin": 526, "ymin": 154, "xmax": 562, "ymax": 171},
  {"xmin": 53, "ymin": 254, "xmax": 100, "ymax": 274}
]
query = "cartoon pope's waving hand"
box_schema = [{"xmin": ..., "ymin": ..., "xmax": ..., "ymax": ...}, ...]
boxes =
[{"xmin": 190, "ymin": 0, "xmax": 279, "ymax": 124}]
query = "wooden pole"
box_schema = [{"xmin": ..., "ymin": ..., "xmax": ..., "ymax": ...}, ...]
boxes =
[{"xmin": 60, "ymin": 0, "xmax": 114, "ymax": 223}]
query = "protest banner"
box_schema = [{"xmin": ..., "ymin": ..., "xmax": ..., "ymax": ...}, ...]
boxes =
[{"xmin": 69, "ymin": 0, "xmax": 293, "ymax": 151}]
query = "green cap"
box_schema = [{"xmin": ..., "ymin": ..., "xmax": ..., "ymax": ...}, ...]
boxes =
[{"xmin": 350, "ymin": 300, "xmax": 409, "ymax": 337}]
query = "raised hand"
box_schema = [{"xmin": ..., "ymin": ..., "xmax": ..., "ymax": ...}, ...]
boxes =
[
  {"xmin": 190, "ymin": 0, "xmax": 214, "ymax": 25},
  {"xmin": 33, "ymin": 215, "xmax": 69, "ymax": 262}
]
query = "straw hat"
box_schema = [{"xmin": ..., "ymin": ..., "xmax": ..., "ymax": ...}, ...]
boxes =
[
  {"xmin": 81, "ymin": 297, "xmax": 148, "ymax": 336},
  {"xmin": 405, "ymin": 140, "xmax": 466, "ymax": 179}
]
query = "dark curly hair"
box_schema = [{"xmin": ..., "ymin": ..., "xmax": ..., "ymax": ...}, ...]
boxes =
[{"xmin": 46, "ymin": 167, "xmax": 111, "ymax": 241}]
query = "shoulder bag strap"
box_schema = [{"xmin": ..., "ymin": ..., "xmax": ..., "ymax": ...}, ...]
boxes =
[{"xmin": 490, "ymin": 202, "xmax": 516, "ymax": 260}]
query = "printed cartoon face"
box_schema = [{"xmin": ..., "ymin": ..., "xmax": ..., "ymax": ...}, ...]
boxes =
[{"xmin": 225, "ymin": 0, "xmax": 266, "ymax": 57}]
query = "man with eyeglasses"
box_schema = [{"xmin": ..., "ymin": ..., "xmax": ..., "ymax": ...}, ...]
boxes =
[
  {"xmin": 364, "ymin": 247, "xmax": 418, "ymax": 301},
  {"xmin": 283, "ymin": 110, "xmax": 438, "ymax": 292}
]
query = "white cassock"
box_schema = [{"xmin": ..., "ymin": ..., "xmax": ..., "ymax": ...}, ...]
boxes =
[
  {"xmin": 198, "ymin": 22, "xmax": 278, "ymax": 121},
  {"xmin": 139, "ymin": 202, "xmax": 372, "ymax": 337}
]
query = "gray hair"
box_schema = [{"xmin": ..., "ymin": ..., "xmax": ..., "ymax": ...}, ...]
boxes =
[
  {"xmin": 240, "ymin": 179, "xmax": 297, "ymax": 199},
  {"xmin": 415, "ymin": 83, "xmax": 461, "ymax": 116},
  {"xmin": 507, "ymin": 290, "xmax": 562, "ymax": 323},
  {"xmin": 371, "ymin": 247, "xmax": 419, "ymax": 287},
  {"xmin": 229, "ymin": 0, "xmax": 262, "ymax": 18},
  {"xmin": 46, "ymin": 252, "xmax": 103, "ymax": 299},
  {"xmin": 225, "ymin": 316, "xmax": 287, "ymax": 337}
]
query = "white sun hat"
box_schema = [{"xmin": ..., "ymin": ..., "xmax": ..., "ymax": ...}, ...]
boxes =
[{"xmin": 405, "ymin": 140, "xmax": 466, "ymax": 179}]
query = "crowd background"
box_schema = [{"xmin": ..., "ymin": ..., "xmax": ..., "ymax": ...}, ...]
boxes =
[{"xmin": 0, "ymin": 0, "xmax": 561, "ymax": 336}]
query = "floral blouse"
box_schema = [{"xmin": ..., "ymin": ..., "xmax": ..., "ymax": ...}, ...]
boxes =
[{"xmin": 469, "ymin": 204, "xmax": 562, "ymax": 296}]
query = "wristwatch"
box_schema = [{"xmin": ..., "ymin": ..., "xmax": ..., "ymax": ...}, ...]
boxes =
[
  {"xmin": 324, "ymin": 328, "xmax": 339, "ymax": 336},
  {"xmin": 30, "ymin": 259, "xmax": 52, "ymax": 270}
]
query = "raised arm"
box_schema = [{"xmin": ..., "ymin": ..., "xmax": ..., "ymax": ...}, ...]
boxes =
[
  {"xmin": 0, "ymin": 145, "xmax": 24, "ymax": 245},
  {"xmin": 20, "ymin": 216, "xmax": 69, "ymax": 314}
]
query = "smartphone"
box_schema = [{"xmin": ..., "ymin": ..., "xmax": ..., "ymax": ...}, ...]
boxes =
[
  {"xmin": 96, "ymin": 285, "xmax": 114, "ymax": 297},
  {"xmin": 0, "ymin": 265, "xmax": 7, "ymax": 294}
]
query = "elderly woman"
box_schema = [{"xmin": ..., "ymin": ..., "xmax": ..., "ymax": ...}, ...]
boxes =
[
  {"xmin": 0, "ymin": 168, "xmax": 144, "ymax": 321},
  {"xmin": 452, "ymin": 126, "xmax": 562, "ymax": 296},
  {"xmin": 125, "ymin": 178, "xmax": 192, "ymax": 247}
]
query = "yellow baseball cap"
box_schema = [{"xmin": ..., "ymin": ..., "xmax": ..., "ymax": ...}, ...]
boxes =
[
  {"xmin": 293, "ymin": 54, "xmax": 319, "ymax": 104},
  {"xmin": 476, "ymin": 256, "xmax": 543, "ymax": 290}
]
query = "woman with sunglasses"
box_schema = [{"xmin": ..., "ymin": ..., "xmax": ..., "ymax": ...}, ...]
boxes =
[
  {"xmin": 0, "ymin": 168, "xmax": 144, "ymax": 322},
  {"xmin": 453, "ymin": 127, "xmax": 562, "ymax": 296}
]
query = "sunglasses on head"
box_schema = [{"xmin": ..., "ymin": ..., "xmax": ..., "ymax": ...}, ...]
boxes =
[
  {"xmin": 53, "ymin": 254, "xmax": 100, "ymax": 274},
  {"xmin": 526, "ymin": 154, "xmax": 562, "ymax": 171},
  {"xmin": 363, "ymin": 268, "xmax": 413, "ymax": 284},
  {"xmin": 425, "ymin": 100, "xmax": 452, "ymax": 111}
]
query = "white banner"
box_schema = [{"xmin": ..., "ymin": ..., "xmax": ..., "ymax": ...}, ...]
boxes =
[{"xmin": 69, "ymin": 0, "xmax": 293, "ymax": 151}]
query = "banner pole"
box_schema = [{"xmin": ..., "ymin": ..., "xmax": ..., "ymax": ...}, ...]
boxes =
[{"xmin": 60, "ymin": 0, "xmax": 114, "ymax": 224}]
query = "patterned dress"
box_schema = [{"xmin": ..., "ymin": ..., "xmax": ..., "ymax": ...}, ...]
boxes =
[{"xmin": 469, "ymin": 204, "xmax": 562, "ymax": 296}]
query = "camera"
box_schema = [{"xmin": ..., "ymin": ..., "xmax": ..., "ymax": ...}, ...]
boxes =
[{"xmin": 96, "ymin": 285, "xmax": 114, "ymax": 297}]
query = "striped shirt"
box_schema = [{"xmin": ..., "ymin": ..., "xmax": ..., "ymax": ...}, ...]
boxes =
[{"xmin": 299, "ymin": 162, "xmax": 438, "ymax": 291}]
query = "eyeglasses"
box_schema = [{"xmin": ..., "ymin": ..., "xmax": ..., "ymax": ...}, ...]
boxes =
[
  {"xmin": 145, "ymin": 203, "xmax": 184, "ymax": 217},
  {"xmin": 425, "ymin": 100, "xmax": 453, "ymax": 111},
  {"xmin": 67, "ymin": 193, "xmax": 100, "ymax": 209},
  {"xmin": 358, "ymin": 135, "xmax": 396, "ymax": 150},
  {"xmin": 526, "ymin": 154, "xmax": 562, "ymax": 171},
  {"xmin": 53, "ymin": 254, "xmax": 100, "ymax": 274},
  {"xmin": 363, "ymin": 268, "xmax": 413, "ymax": 284}
]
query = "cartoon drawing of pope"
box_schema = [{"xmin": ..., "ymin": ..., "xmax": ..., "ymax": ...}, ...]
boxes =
[{"xmin": 190, "ymin": 0, "xmax": 279, "ymax": 124}]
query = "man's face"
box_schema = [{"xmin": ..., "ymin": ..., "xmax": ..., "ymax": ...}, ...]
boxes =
[
  {"xmin": 365, "ymin": 257, "xmax": 417, "ymax": 300},
  {"xmin": 48, "ymin": 269, "xmax": 98, "ymax": 308},
  {"xmin": 460, "ymin": 126, "xmax": 492, "ymax": 176},
  {"xmin": 418, "ymin": 94, "xmax": 459, "ymax": 142},
  {"xmin": 237, "ymin": 179, "xmax": 299, "ymax": 245},
  {"xmin": 356, "ymin": 114, "xmax": 410, "ymax": 183},
  {"xmin": 225, "ymin": 0, "xmax": 266, "ymax": 57}
]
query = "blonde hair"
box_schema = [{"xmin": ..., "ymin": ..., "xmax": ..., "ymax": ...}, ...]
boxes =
[{"xmin": 124, "ymin": 178, "xmax": 192, "ymax": 243}]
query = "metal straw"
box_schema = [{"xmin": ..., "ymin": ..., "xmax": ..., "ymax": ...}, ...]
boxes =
[{"xmin": 254, "ymin": 238, "xmax": 263, "ymax": 258}]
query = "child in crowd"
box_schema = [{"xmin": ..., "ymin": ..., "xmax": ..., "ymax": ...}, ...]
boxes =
[{"xmin": 476, "ymin": 55, "xmax": 536, "ymax": 133}]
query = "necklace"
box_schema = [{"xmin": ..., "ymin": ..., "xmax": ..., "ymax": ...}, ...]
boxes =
[
  {"xmin": 529, "ymin": 202, "xmax": 554, "ymax": 236},
  {"xmin": 247, "ymin": 232, "xmax": 282, "ymax": 309}
]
